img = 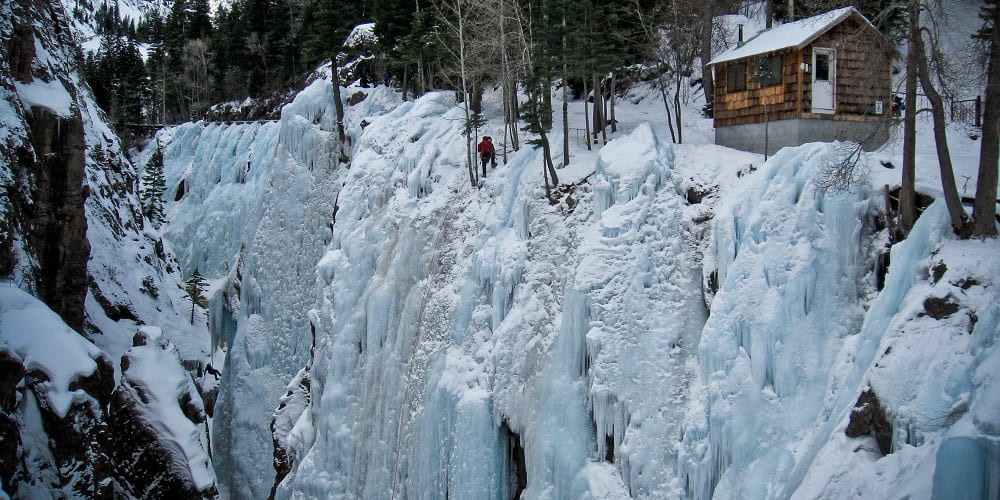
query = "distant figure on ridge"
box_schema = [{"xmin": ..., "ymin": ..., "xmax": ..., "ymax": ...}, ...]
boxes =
[{"xmin": 477, "ymin": 136, "xmax": 496, "ymax": 176}]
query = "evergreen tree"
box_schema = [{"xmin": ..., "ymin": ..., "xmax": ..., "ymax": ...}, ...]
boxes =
[
  {"xmin": 185, "ymin": 269, "xmax": 209, "ymax": 324},
  {"xmin": 86, "ymin": 34, "xmax": 148, "ymax": 130},
  {"xmin": 141, "ymin": 143, "xmax": 167, "ymax": 228},
  {"xmin": 300, "ymin": 0, "xmax": 371, "ymax": 68}
]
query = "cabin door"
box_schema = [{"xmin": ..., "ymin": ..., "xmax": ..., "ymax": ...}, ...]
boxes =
[{"xmin": 812, "ymin": 48, "xmax": 835, "ymax": 113}]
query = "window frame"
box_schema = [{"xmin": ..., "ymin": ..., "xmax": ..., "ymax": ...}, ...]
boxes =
[{"xmin": 727, "ymin": 62, "xmax": 747, "ymax": 92}]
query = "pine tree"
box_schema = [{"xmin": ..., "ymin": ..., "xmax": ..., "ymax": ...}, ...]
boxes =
[
  {"xmin": 185, "ymin": 269, "xmax": 209, "ymax": 324},
  {"xmin": 141, "ymin": 143, "xmax": 167, "ymax": 228}
]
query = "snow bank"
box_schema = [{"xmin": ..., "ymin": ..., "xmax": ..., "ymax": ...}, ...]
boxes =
[
  {"xmin": 119, "ymin": 327, "xmax": 216, "ymax": 491},
  {"xmin": 14, "ymin": 77, "xmax": 73, "ymax": 117},
  {"xmin": 0, "ymin": 287, "xmax": 104, "ymax": 419}
]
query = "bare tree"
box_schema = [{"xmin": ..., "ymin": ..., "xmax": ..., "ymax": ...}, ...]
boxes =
[
  {"xmin": 433, "ymin": 0, "xmax": 500, "ymax": 186},
  {"xmin": 636, "ymin": 0, "xmax": 700, "ymax": 144},
  {"xmin": 912, "ymin": 0, "xmax": 969, "ymax": 235},
  {"xmin": 183, "ymin": 39, "xmax": 212, "ymax": 119},
  {"xmin": 973, "ymin": 0, "xmax": 999, "ymax": 237},
  {"xmin": 900, "ymin": 0, "xmax": 919, "ymax": 233}
]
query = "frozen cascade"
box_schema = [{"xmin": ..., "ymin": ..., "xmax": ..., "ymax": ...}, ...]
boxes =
[
  {"xmin": 573, "ymin": 124, "xmax": 708, "ymax": 497},
  {"xmin": 791, "ymin": 201, "xmax": 1000, "ymax": 499},
  {"xmin": 149, "ymin": 80, "xmax": 376, "ymax": 498},
  {"xmin": 151, "ymin": 63, "xmax": 998, "ymax": 497},
  {"xmin": 678, "ymin": 144, "xmax": 880, "ymax": 499}
]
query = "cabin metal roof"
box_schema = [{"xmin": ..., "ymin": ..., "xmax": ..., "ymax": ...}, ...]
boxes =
[{"xmin": 708, "ymin": 7, "xmax": 874, "ymax": 65}]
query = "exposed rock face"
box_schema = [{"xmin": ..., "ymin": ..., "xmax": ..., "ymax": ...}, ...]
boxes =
[
  {"xmin": 1, "ymin": 0, "xmax": 216, "ymax": 496},
  {"xmin": 0, "ymin": 351, "xmax": 24, "ymax": 492},
  {"xmin": 24, "ymin": 105, "xmax": 90, "ymax": 332},
  {"xmin": 846, "ymin": 388, "xmax": 893, "ymax": 456},
  {"xmin": 269, "ymin": 365, "xmax": 312, "ymax": 499},
  {"xmin": 109, "ymin": 386, "xmax": 216, "ymax": 498}
]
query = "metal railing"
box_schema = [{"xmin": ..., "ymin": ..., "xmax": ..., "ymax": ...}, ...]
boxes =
[{"xmin": 892, "ymin": 93, "xmax": 982, "ymax": 128}]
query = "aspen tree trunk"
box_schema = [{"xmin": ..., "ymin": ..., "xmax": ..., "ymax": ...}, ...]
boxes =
[{"xmin": 501, "ymin": 0, "xmax": 511, "ymax": 161}]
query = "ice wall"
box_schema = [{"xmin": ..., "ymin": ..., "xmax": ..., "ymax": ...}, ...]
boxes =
[
  {"xmin": 276, "ymin": 101, "xmax": 708, "ymax": 497},
  {"xmin": 568, "ymin": 125, "xmax": 709, "ymax": 497},
  {"xmin": 678, "ymin": 144, "xmax": 882, "ymax": 499},
  {"xmin": 151, "ymin": 80, "xmax": 376, "ymax": 498},
  {"xmin": 158, "ymin": 67, "xmax": 998, "ymax": 498},
  {"xmin": 792, "ymin": 201, "xmax": 1000, "ymax": 500}
]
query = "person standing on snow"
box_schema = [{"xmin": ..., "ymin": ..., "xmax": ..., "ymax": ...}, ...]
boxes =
[{"xmin": 477, "ymin": 136, "xmax": 496, "ymax": 177}]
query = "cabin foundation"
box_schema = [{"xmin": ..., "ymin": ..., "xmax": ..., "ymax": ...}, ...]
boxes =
[{"xmin": 716, "ymin": 117, "xmax": 889, "ymax": 156}]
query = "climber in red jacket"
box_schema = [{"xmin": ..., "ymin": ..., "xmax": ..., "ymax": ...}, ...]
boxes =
[{"xmin": 477, "ymin": 136, "xmax": 496, "ymax": 177}]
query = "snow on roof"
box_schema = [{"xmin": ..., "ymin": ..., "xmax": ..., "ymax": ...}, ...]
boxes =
[{"xmin": 709, "ymin": 7, "xmax": 867, "ymax": 65}]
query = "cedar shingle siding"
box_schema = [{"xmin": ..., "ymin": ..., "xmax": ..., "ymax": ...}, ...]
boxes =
[{"xmin": 712, "ymin": 12, "xmax": 892, "ymax": 129}]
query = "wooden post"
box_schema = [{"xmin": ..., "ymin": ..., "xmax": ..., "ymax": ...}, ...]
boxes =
[{"xmin": 976, "ymin": 95, "xmax": 982, "ymax": 127}]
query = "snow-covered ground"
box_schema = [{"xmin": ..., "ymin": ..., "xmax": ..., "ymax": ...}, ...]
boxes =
[{"xmin": 147, "ymin": 45, "xmax": 999, "ymax": 499}]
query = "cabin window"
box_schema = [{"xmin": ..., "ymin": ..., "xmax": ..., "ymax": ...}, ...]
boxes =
[
  {"xmin": 751, "ymin": 55, "xmax": 783, "ymax": 87},
  {"xmin": 727, "ymin": 63, "xmax": 746, "ymax": 91},
  {"xmin": 763, "ymin": 55, "xmax": 783, "ymax": 86}
]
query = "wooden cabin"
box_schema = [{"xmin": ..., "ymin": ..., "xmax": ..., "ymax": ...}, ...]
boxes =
[{"xmin": 708, "ymin": 7, "xmax": 894, "ymax": 155}]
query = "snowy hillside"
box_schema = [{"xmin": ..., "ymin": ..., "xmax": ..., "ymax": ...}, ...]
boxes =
[
  {"xmin": 62, "ymin": 0, "xmax": 168, "ymax": 54},
  {"xmin": 141, "ymin": 46, "xmax": 1000, "ymax": 498},
  {"xmin": 1, "ymin": 0, "xmax": 214, "ymax": 496}
]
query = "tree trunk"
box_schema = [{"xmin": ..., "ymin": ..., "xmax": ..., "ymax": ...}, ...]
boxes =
[
  {"xmin": 562, "ymin": 85, "xmax": 569, "ymax": 165},
  {"xmin": 973, "ymin": 1, "xmax": 1000, "ymax": 237},
  {"xmin": 900, "ymin": 0, "xmax": 919, "ymax": 235},
  {"xmin": 401, "ymin": 66, "xmax": 409, "ymax": 101},
  {"xmin": 540, "ymin": 131, "xmax": 558, "ymax": 186},
  {"xmin": 662, "ymin": 86, "xmax": 677, "ymax": 143},
  {"xmin": 562, "ymin": 16, "xmax": 570, "ymax": 166},
  {"xmin": 592, "ymin": 74, "xmax": 604, "ymax": 141},
  {"xmin": 331, "ymin": 61, "xmax": 348, "ymax": 163},
  {"xmin": 913, "ymin": 17, "xmax": 967, "ymax": 235},
  {"xmin": 674, "ymin": 76, "xmax": 683, "ymax": 144},
  {"xmin": 700, "ymin": 15, "xmax": 714, "ymax": 112},
  {"xmin": 609, "ymin": 71, "xmax": 617, "ymax": 133},
  {"xmin": 471, "ymin": 80, "xmax": 483, "ymax": 115},
  {"xmin": 509, "ymin": 86, "xmax": 520, "ymax": 151},
  {"xmin": 583, "ymin": 77, "xmax": 592, "ymax": 150}
]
